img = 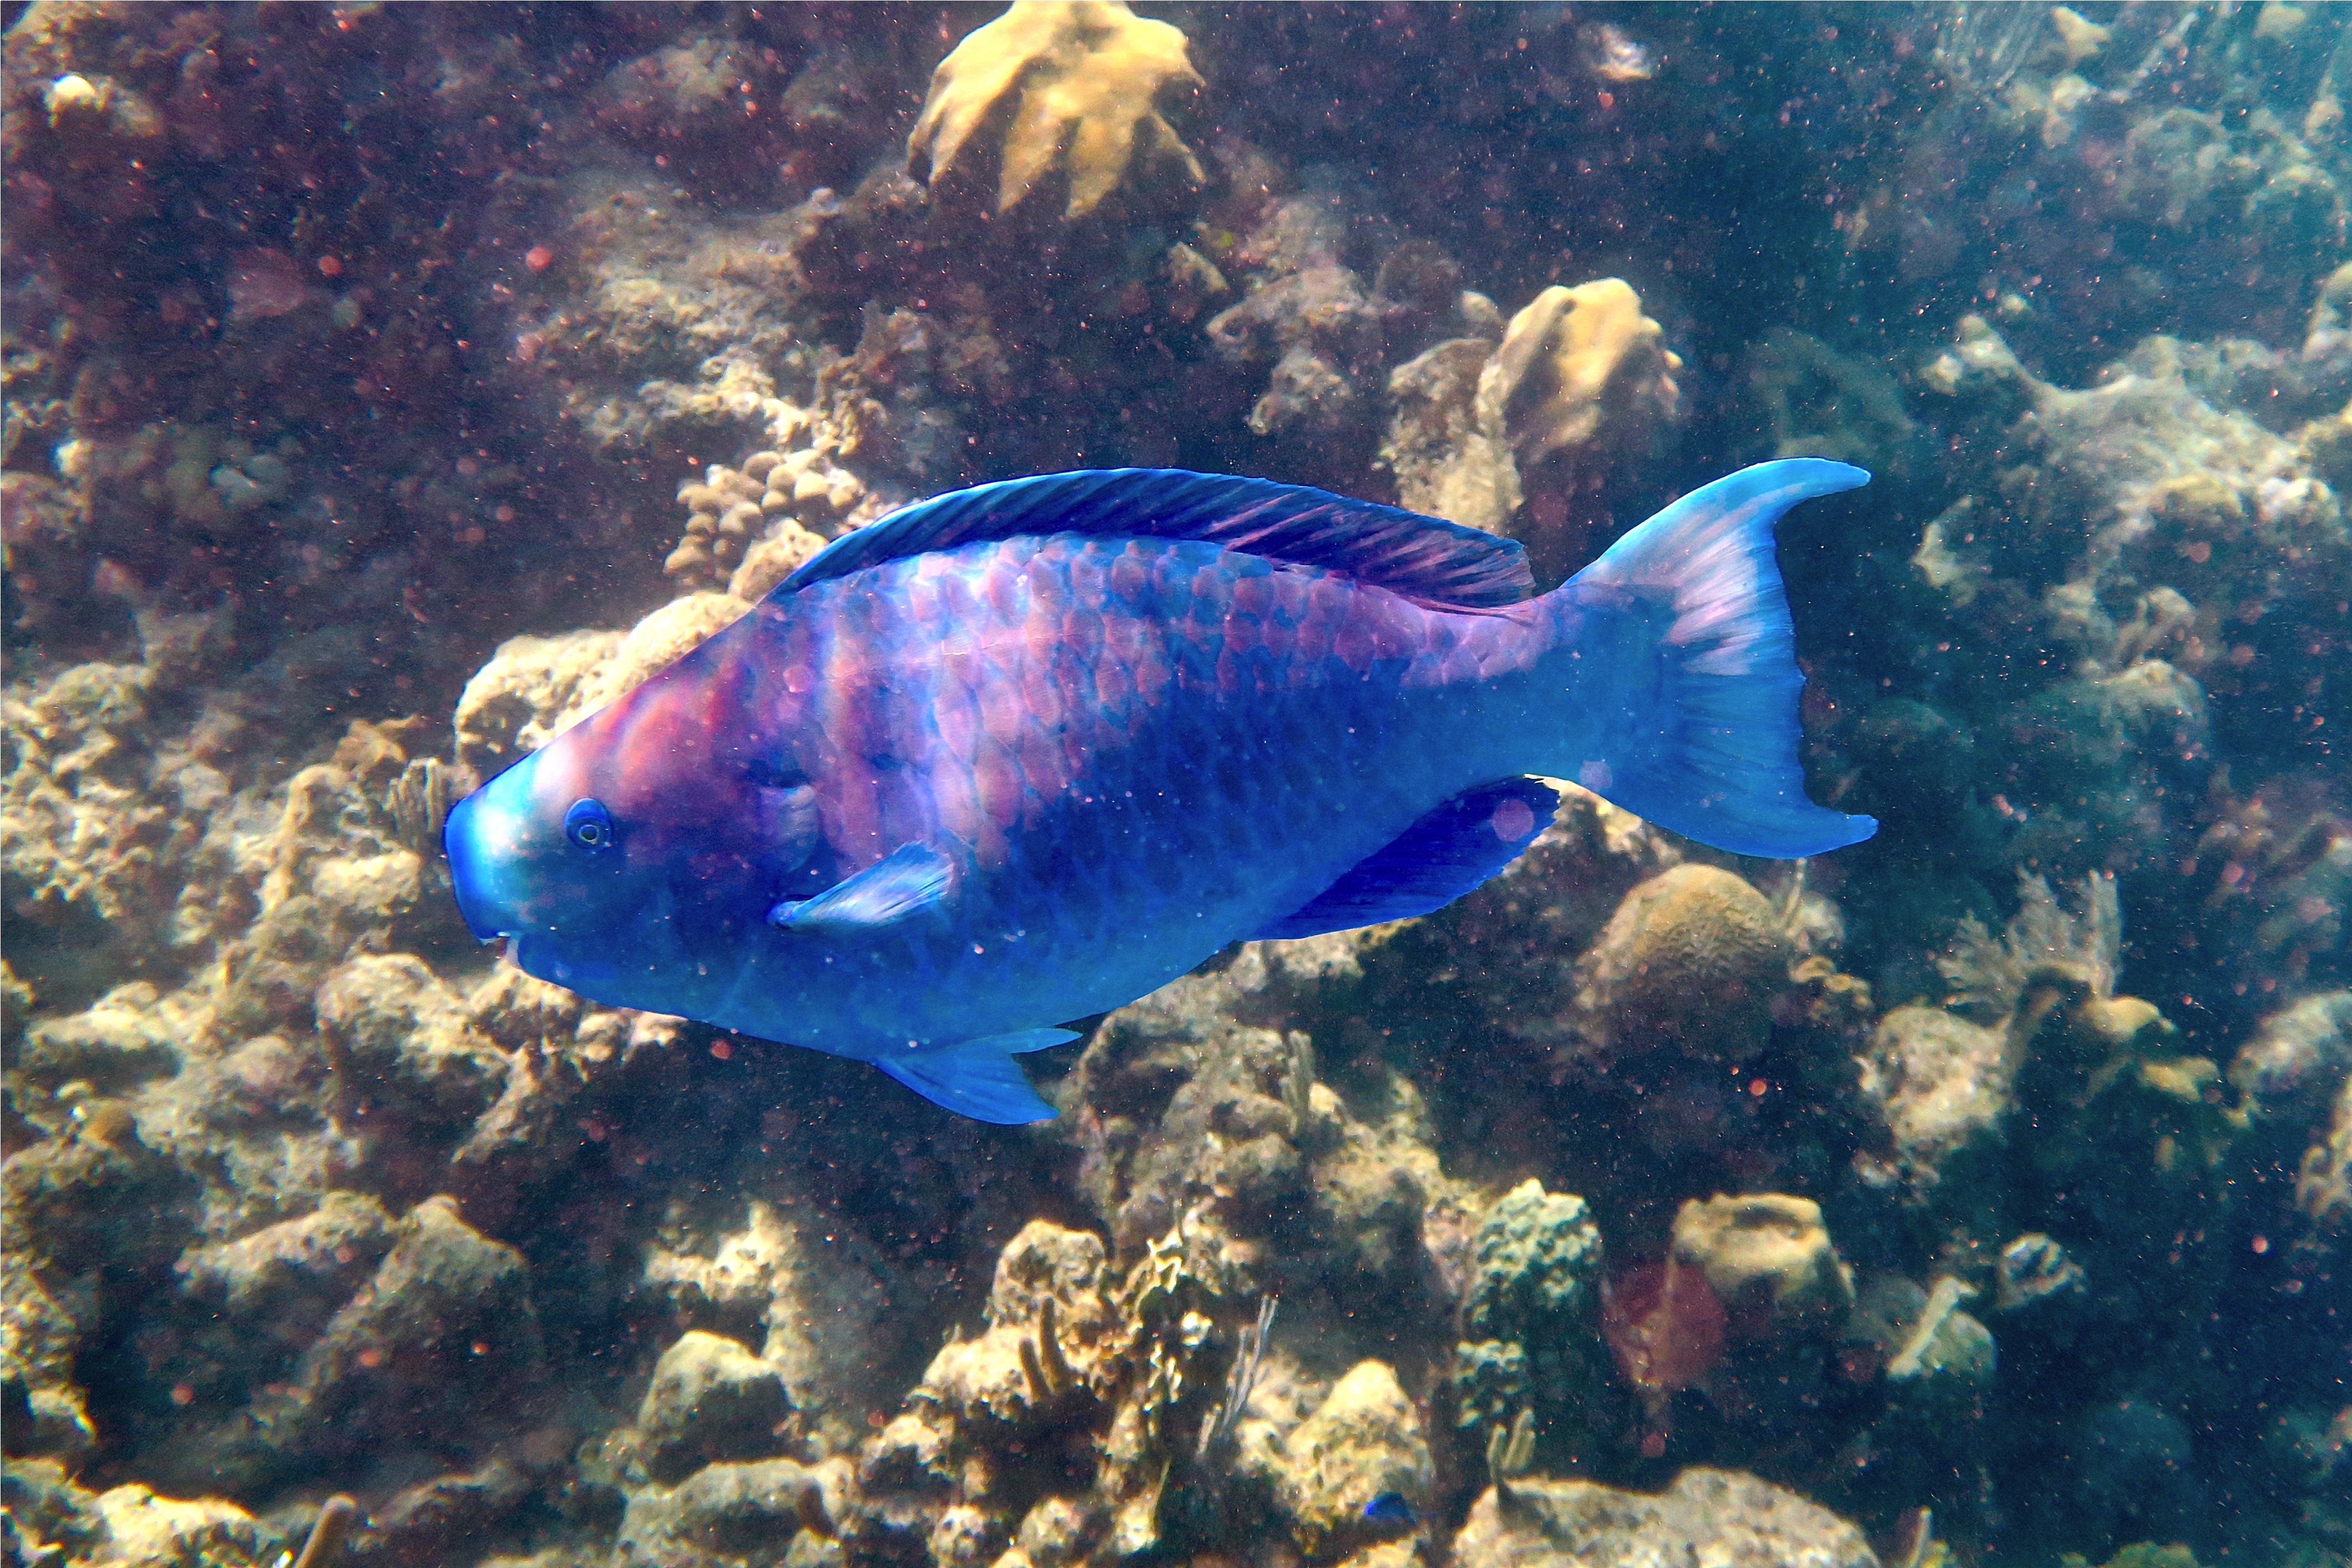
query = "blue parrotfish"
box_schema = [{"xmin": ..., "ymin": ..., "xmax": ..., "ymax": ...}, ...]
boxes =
[{"xmin": 443, "ymin": 462, "xmax": 1876, "ymax": 1123}]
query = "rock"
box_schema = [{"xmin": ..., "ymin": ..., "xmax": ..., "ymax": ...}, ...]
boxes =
[
  {"xmin": 1452, "ymin": 1468, "xmax": 1878, "ymax": 1568},
  {"xmin": 91, "ymin": 1483, "xmax": 265, "ymax": 1568},
  {"xmin": 314, "ymin": 953, "xmax": 509, "ymax": 1138},
  {"xmin": 451, "ymin": 628, "xmax": 626, "ymax": 773},
  {"xmin": 349, "ymin": 1458, "xmax": 531, "ymax": 1568},
  {"xmin": 1854, "ymin": 1004, "xmax": 2011, "ymax": 1202},
  {"xmin": 640, "ymin": 1196, "xmax": 906, "ymax": 1457},
  {"xmin": 237, "ymin": 1195, "xmax": 544, "ymax": 1485},
  {"xmin": 16, "ymin": 982, "xmax": 179, "ymax": 1091},
  {"xmin": 170, "ymin": 1190, "xmax": 397, "ymax": 1388},
  {"xmin": 917, "ymin": 1221, "xmax": 1113, "ymax": 1431},
  {"xmin": 612, "ymin": 1457, "xmax": 831, "ymax": 1568},
  {"xmin": 1013, "ymin": 1495, "xmax": 1091, "ymax": 1567},
  {"xmin": 1383, "ymin": 338, "xmax": 1521, "ymax": 531},
  {"xmin": 0, "ymin": 1458, "xmax": 105, "ymax": 1565},
  {"xmin": 636, "ymin": 1332, "xmax": 795, "ymax": 1486},
  {"xmin": 1273, "ymin": 1360, "xmax": 1431, "ymax": 1557},
  {"xmin": 2232, "ymin": 991, "xmax": 2352, "ymax": 1118}
]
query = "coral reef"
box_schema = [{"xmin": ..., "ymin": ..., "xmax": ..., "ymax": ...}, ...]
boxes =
[{"xmin": 9, "ymin": 4, "xmax": 2352, "ymax": 1566}]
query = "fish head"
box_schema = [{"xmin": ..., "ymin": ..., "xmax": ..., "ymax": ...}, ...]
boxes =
[{"xmin": 443, "ymin": 639, "xmax": 821, "ymax": 1008}]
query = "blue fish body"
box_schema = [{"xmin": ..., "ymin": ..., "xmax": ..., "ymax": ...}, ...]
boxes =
[
  {"xmin": 444, "ymin": 464, "xmax": 1875, "ymax": 1122},
  {"xmin": 1363, "ymin": 1491, "xmax": 1419, "ymax": 1525}
]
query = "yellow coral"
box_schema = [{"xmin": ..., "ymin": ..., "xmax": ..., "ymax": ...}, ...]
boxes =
[
  {"xmin": 907, "ymin": 1, "xmax": 1205, "ymax": 219},
  {"xmin": 1474, "ymin": 278, "xmax": 1682, "ymax": 466},
  {"xmin": 1669, "ymin": 1193, "xmax": 1854, "ymax": 1325},
  {"xmin": 2050, "ymin": 6, "xmax": 2109, "ymax": 68}
]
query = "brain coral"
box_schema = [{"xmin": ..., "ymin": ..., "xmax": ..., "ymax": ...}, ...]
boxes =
[
  {"xmin": 1575, "ymin": 864, "xmax": 1791, "ymax": 1059},
  {"xmin": 907, "ymin": 0, "xmax": 1205, "ymax": 219}
]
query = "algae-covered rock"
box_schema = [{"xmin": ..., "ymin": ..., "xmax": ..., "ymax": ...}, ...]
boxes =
[
  {"xmin": 1272, "ymin": 1360, "xmax": 1431, "ymax": 1558},
  {"xmin": 636, "ymin": 1331, "xmax": 796, "ymax": 1486},
  {"xmin": 1451, "ymin": 1467, "xmax": 1876, "ymax": 1568}
]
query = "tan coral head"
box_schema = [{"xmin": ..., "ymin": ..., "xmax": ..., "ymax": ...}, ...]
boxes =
[
  {"xmin": 907, "ymin": 0, "xmax": 1206, "ymax": 220},
  {"xmin": 1669, "ymin": 1193, "xmax": 1854, "ymax": 1329},
  {"xmin": 1476, "ymin": 278, "xmax": 1684, "ymax": 467}
]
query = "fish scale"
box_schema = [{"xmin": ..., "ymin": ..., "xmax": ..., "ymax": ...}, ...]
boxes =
[{"xmin": 447, "ymin": 463, "xmax": 1877, "ymax": 1123}]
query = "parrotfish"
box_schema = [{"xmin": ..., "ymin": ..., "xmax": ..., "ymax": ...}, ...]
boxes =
[{"xmin": 445, "ymin": 462, "xmax": 1875, "ymax": 1123}]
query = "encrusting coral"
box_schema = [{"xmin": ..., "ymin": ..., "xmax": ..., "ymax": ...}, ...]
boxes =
[{"xmin": 906, "ymin": 0, "xmax": 1205, "ymax": 220}]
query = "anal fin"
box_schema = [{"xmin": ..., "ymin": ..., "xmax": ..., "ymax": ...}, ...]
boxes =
[
  {"xmin": 871, "ymin": 1029, "xmax": 1077, "ymax": 1124},
  {"xmin": 1254, "ymin": 778, "xmax": 1559, "ymax": 941}
]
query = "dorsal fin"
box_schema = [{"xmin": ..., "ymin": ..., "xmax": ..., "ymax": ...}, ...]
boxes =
[{"xmin": 778, "ymin": 468, "xmax": 1533, "ymax": 609}]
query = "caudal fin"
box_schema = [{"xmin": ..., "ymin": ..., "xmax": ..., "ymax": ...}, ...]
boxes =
[{"xmin": 1548, "ymin": 459, "xmax": 1878, "ymax": 859}]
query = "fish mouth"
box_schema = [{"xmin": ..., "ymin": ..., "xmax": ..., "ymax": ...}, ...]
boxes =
[{"xmin": 442, "ymin": 791, "xmax": 511, "ymax": 943}]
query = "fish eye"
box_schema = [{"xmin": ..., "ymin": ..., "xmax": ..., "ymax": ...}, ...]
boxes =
[{"xmin": 564, "ymin": 797, "xmax": 616, "ymax": 852}]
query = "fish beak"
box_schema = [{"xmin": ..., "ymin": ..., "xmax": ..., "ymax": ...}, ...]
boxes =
[{"xmin": 442, "ymin": 789, "xmax": 511, "ymax": 942}]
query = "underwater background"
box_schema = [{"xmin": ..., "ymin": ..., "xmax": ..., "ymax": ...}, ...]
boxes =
[{"xmin": 2, "ymin": 2, "xmax": 2348, "ymax": 1565}]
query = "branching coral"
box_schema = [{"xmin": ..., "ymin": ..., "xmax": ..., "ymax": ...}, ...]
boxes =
[{"xmin": 906, "ymin": 1, "xmax": 1205, "ymax": 220}]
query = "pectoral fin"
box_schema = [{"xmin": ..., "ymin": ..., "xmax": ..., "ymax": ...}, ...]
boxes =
[
  {"xmin": 769, "ymin": 843, "xmax": 951, "ymax": 931},
  {"xmin": 872, "ymin": 1029, "xmax": 1078, "ymax": 1123}
]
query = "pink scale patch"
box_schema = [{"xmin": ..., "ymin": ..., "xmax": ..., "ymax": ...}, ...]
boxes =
[
  {"xmin": 979, "ymin": 669, "xmax": 1025, "ymax": 748},
  {"xmin": 1110, "ymin": 550, "xmax": 1148, "ymax": 604},
  {"xmin": 1020, "ymin": 657, "xmax": 1066, "ymax": 733},
  {"xmin": 973, "ymin": 743, "xmax": 1023, "ymax": 830}
]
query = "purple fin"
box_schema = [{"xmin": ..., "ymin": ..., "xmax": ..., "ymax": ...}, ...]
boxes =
[
  {"xmin": 1255, "ymin": 778, "xmax": 1560, "ymax": 941},
  {"xmin": 779, "ymin": 469, "xmax": 1533, "ymax": 610}
]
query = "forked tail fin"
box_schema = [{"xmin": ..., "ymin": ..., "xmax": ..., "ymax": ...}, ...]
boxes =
[{"xmin": 1546, "ymin": 459, "xmax": 1878, "ymax": 859}]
